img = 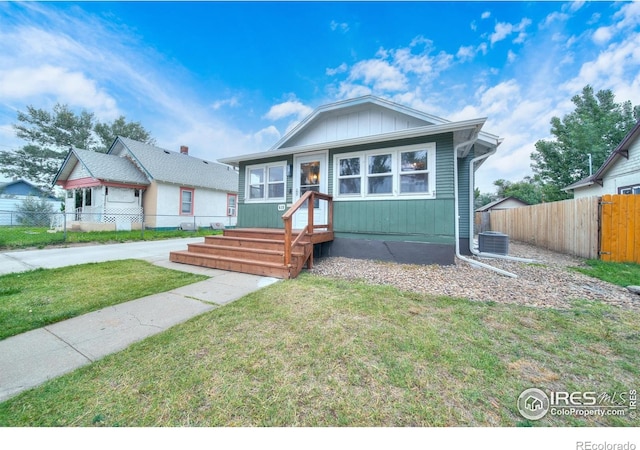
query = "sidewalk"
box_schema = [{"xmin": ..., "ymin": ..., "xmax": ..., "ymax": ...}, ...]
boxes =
[{"xmin": 0, "ymin": 240, "xmax": 280, "ymax": 403}]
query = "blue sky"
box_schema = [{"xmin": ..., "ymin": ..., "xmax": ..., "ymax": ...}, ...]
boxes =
[{"xmin": 1, "ymin": 1, "xmax": 639, "ymax": 193}]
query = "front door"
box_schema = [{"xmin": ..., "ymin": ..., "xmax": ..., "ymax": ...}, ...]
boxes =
[{"xmin": 293, "ymin": 152, "xmax": 328, "ymax": 230}]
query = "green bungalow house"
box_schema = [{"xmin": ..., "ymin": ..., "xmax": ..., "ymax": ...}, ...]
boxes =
[{"xmin": 170, "ymin": 96, "xmax": 502, "ymax": 278}]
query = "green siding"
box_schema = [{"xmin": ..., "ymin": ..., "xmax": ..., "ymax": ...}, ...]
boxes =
[
  {"xmin": 328, "ymin": 132, "xmax": 456, "ymax": 243},
  {"xmin": 457, "ymin": 148, "xmax": 475, "ymax": 238},
  {"xmin": 236, "ymin": 132, "xmax": 466, "ymax": 245},
  {"xmin": 237, "ymin": 203, "xmax": 284, "ymax": 228},
  {"xmin": 434, "ymin": 134, "xmax": 455, "ymax": 199},
  {"xmin": 333, "ymin": 199, "xmax": 455, "ymax": 243}
]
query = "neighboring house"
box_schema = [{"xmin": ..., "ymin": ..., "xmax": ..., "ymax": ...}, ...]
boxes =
[
  {"xmin": 53, "ymin": 137, "xmax": 239, "ymax": 231},
  {"xmin": 0, "ymin": 179, "xmax": 61, "ymax": 226},
  {"xmin": 564, "ymin": 119, "xmax": 640, "ymax": 199},
  {"xmin": 475, "ymin": 197, "xmax": 529, "ymax": 233},
  {"xmin": 218, "ymin": 95, "xmax": 502, "ymax": 265}
]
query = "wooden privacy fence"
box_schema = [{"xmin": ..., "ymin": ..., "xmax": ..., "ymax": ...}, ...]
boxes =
[
  {"xmin": 488, "ymin": 195, "xmax": 640, "ymax": 263},
  {"xmin": 488, "ymin": 197, "xmax": 600, "ymax": 259},
  {"xmin": 600, "ymin": 194, "xmax": 640, "ymax": 263}
]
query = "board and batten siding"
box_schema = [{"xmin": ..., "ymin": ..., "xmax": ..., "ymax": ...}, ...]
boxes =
[{"xmin": 282, "ymin": 104, "xmax": 429, "ymax": 149}]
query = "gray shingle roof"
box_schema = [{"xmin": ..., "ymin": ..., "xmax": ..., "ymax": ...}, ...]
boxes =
[
  {"xmin": 114, "ymin": 137, "xmax": 238, "ymax": 192},
  {"xmin": 71, "ymin": 148, "xmax": 150, "ymax": 186}
]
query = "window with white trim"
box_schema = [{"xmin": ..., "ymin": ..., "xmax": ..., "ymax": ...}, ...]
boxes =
[
  {"xmin": 337, "ymin": 157, "xmax": 361, "ymax": 195},
  {"xmin": 334, "ymin": 143, "xmax": 436, "ymax": 200},
  {"xmin": 619, "ymin": 184, "xmax": 640, "ymax": 195},
  {"xmin": 245, "ymin": 162, "xmax": 287, "ymax": 202}
]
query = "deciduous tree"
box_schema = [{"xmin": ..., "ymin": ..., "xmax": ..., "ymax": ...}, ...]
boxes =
[
  {"xmin": 0, "ymin": 104, "xmax": 153, "ymax": 191},
  {"xmin": 531, "ymin": 85, "xmax": 640, "ymax": 201}
]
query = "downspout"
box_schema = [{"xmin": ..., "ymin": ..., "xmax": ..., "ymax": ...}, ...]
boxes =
[
  {"xmin": 453, "ymin": 133, "xmax": 518, "ymax": 278},
  {"xmin": 468, "ymin": 146, "xmax": 537, "ymax": 264}
]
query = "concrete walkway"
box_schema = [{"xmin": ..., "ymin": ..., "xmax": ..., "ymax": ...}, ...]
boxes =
[{"xmin": 0, "ymin": 239, "xmax": 280, "ymax": 403}]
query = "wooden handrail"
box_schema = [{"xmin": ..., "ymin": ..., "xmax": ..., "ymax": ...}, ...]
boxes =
[{"xmin": 282, "ymin": 191, "xmax": 333, "ymax": 267}]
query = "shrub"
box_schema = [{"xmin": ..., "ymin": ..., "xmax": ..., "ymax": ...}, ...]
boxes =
[{"xmin": 16, "ymin": 196, "xmax": 56, "ymax": 227}]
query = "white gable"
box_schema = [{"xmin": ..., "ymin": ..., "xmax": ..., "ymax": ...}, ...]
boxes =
[
  {"xmin": 69, "ymin": 160, "xmax": 91, "ymax": 180},
  {"xmin": 279, "ymin": 103, "xmax": 433, "ymax": 149}
]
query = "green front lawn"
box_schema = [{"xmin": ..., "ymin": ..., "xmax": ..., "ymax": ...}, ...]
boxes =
[
  {"xmin": 1, "ymin": 273, "xmax": 637, "ymax": 426},
  {"xmin": 0, "ymin": 260, "xmax": 208, "ymax": 340},
  {"xmin": 0, "ymin": 227, "xmax": 220, "ymax": 250}
]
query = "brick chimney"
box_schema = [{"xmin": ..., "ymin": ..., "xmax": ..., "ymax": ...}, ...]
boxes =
[{"xmin": 180, "ymin": 145, "xmax": 189, "ymax": 155}]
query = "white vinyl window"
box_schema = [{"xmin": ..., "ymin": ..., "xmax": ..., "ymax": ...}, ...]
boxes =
[
  {"xmin": 245, "ymin": 162, "xmax": 287, "ymax": 202},
  {"xmin": 367, "ymin": 153, "xmax": 393, "ymax": 195},
  {"xmin": 399, "ymin": 149, "xmax": 429, "ymax": 193},
  {"xmin": 337, "ymin": 156, "xmax": 362, "ymax": 195},
  {"xmin": 333, "ymin": 143, "xmax": 436, "ymax": 200},
  {"xmin": 619, "ymin": 185, "xmax": 640, "ymax": 195}
]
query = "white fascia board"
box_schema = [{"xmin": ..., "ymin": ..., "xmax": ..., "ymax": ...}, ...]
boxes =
[{"xmin": 219, "ymin": 118, "xmax": 487, "ymax": 166}]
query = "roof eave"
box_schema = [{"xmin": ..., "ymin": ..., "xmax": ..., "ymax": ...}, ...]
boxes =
[{"xmin": 220, "ymin": 118, "xmax": 488, "ymax": 166}]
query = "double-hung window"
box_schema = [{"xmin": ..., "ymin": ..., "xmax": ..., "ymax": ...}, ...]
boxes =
[
  {"xmin": 399, "ymin": 149, "xmax": 429, "ymax": 193},
  {"xmin": 245, "ymin": 162, "xmax": 287, "ymax": 202},
  {"xmin": 180, "ymin": 187, "xmax": 194, "ymax": 215},
  {"xmin": 367, "ymin": 153, "xmax": 393, "ymax": 195},
  {"xmin": 337, "ymin": 157, "xmax": 361, "ymax": 195},
  {"xmin": 334, "ymin": 143, "xmax": 436, "ymax": 200}
]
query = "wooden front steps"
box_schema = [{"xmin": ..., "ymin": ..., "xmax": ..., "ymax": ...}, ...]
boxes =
[{"xmin": 169, "ymin": 228, "xmax": 334, "ymax": 279}]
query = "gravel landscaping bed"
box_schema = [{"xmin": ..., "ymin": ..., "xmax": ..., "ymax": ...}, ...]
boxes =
[{"xmin": 311, "ymin": 241, "xmax": 640, "ymax": 310}]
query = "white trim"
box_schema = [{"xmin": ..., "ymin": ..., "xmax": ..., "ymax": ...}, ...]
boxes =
[
  {"xmin": 244, "ymin": 161, "xmax": 287, "ymax": 203},
  {"xmin": 333, "ymin": 143, "xmax": 437, "ymax": 201},
  {"xmin": 219, "ymin": 118, "xmax": 486, "ymax": 166},
  {"xmin": 293, "ymin": 151, "xmax": 328, "ymax": 229}
]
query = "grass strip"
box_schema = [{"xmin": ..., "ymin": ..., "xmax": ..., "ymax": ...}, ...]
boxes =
[
  {"xmin": 0, "ymin": 260, "xmax": 208, "ymax": 340},
  {"xmin": 571, "ymin": 259, "xmax": 640, "ymax": 287},
  {"xmin": 0, "ymin": 227, "xmax": 220, "ymax": 250}
]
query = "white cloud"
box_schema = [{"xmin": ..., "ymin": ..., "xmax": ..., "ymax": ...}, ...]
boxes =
[
  {"xmin": 565, "ymin": 1, "xmax": 585, "ymax": 13},
  {"xmin": 489, "ymin": 18, "xmax": 531, "ymax": 45},
  {"xmin": 481, "ymin": 11, "xmax": 491, "ymax": 20},
  {"xmin": 348, "ymin": 59, "xmax": 408, "ymax": 92},
  {"xmin": 211, "ymin": 97, "xmax": 240, "ymax": 110},
  {"xmin": 326, "ymin": 63, "xmax": 348, "ymax": 76},
  {"xmin": 253, "ymin": 125, "xmax": 281, "ymax": 147},
  {"xmin": 507, "ymin": 50, "xmax": 517, "ymax": 64},
  {"xmin": 490, "ymin": 22, "xmax": 513, "ymax": 45},
  {"xmin": 613, "ymin": 1, "xmax": 640, "ymax": 28},
  {"xmin": 0, "ymin": 3, "xmax": 268, "ymax": 162},
  {"xmin": 335, "ymin": 82, "xmax": 372, "ymax": 100},
  {"xmin": 592, "ymin": 26, "xmax": 613, "ymax": 45},
  {"xmin": 457, "ymin": 45, "xmax": 476, "ymax": 62},
  {"xmin": 542, "ymin": 11, "xmax": 570, "ymax": 27},
  {"xmin": 330, "ymin": 20, "xmax": 349, "ymax": 33},
  {"xmin": 563, "ymin": 32, "xmax": 640, "ymax": 95},
  {"xmin": 264, "ymin": 100, "xmax": 313, "ymax": 121},
  {"xmin": 0, "ymin": 65, "xmax": 118, "ymax": 118}
]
